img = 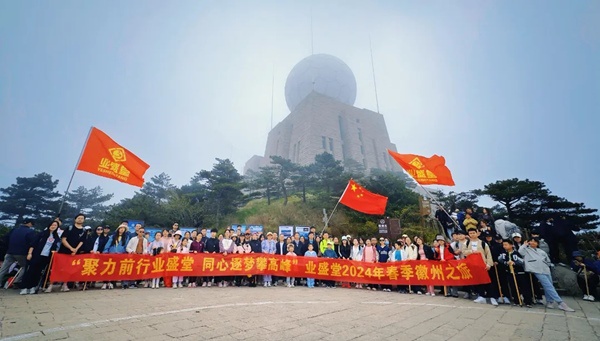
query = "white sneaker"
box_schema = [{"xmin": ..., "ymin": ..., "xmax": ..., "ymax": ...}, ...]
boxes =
[
  {"xmin": 202, "ymin": 282, "xmax": 207, "ymax": 287},
  {"xmin": 546, "ymin": 302, "xmax": 555, "ymax": 309},
  {"xmin": 267, "ymin": 282, "xmax": 271, "ymax": 287},
  {"xmin": 60, "ymin": 285, "xmax": 70, "ymax": 292},
  {"xmin": 179, "ymin": 283, "xmax": 184, "ymax": 288},
  {"xmin": 425, "ymin": 292, "xmax": 430, "ymax": 296},
  {"xmin": 474, "ymin": 296, "xmax": 487, "ymax": 304},
  {"xmin": 588, "ymin": 295, "xmax": 595, "ymax": 301},
  {"xmin": 583, "ymin": 295, "xmax": 590, "ymax": 301},
  {"xmin": 431, "ymin": 293, "xmax": 436, "ymax": 297},
  {"xmin": 503, "ymin": 297, "xmax": 511, "ymax": 304},
  {"xmin": 264, "ymin": 282, "xmax": 267, "ymax": 287},
  {"xmin": 558, "ymin": 302, "xmax": 575, "ymax": 312},
  {"xmin": 20, "ymin": 289, "xmax": 28, "ymax": 295},
  {"xmin": 101, "ymin": 283, "xmax": 107, "ymax": 290},
  {"xmin": 28, "ymin": 288, "xmax": 36, "ymax": 295},
  {"xmin": 463, "ymin": 292, "xmax": 470, "ymax": 299},
  {"xmin": 108, "ymin": 283, "xmax": 114, "ymax": 290},
  {"xmin": 173, "ymin": 284, "xmax": 178, "ymax": 289},
  {"xmin": 44, "ymin": 286, "xmax": 52, "ymax": 293},
  {"xmin": 490, "ymin": 298, "xmax": 498, "ymax": 306},
  {"xmin": 417, "ymin": 291, "xmax": 423, "ymax": 295}
]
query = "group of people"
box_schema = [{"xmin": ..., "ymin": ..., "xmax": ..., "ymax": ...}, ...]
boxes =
[{"xmin": 1, "ymin": 214, "xmax": 598, "ymax": 313}]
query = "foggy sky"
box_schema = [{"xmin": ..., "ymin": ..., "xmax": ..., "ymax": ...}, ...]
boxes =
[{"xmin": 1, "ymin": 1, "xmax": 599, "ymax": 213}]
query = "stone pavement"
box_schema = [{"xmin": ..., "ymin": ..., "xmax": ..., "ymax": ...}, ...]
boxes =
[{"xmin": 0, "ymin": 285, "xmax": 599, "ymax": 341}]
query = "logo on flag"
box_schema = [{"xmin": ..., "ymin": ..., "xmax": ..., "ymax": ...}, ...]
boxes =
[{"xmin": 77, "ymin": 127, "xmax": 150, "ymax": 187}]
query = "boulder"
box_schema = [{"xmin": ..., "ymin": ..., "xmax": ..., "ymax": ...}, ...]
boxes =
[{"xmin": 553, "ymin": 264, "xmax": 582, "ymax": 296}]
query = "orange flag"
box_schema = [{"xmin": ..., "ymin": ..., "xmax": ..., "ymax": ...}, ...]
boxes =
[
  {"xmin": 339, "ymin": 179, "xmax": 388, "ymax": 215},
  {"xmin": 387, "ymin": 150, "xmax": 455, "ymax": 186},
  {"xmin": 76, "ymin": 127, "xmax": 150, "ymax": 187}
]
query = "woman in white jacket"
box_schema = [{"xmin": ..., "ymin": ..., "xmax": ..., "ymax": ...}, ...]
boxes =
[
  {"xmin": 350, "ymin": 238, "xmax": 363, "ymax": 288},
  {"xmin": 519, "ymin": 238, "xmax": 575, "ymax": 312}
]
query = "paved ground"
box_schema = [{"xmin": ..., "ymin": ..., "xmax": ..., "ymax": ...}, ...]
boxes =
[{"xmin": 0, "ymin": 284, "xmax": 599, "ymax": 341}]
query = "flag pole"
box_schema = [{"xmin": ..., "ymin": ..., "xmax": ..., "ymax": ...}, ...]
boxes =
[
  {"xmin": 57, "ymin": 127, "xmax": 93, "ymax": 217},
  {"xmin": 415, "ymin": 182, "xmax": 459, "ymax": 229},
  {"xmin": 320, "ymin": 180, "xmax": 351, "ymax": 236}
]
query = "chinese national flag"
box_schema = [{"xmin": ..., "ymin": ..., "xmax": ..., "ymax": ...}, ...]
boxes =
[
  {"xmin": 387, "ymin": 150, "xmax": 455, "ymax": 186},
  {"xmin": 339, "ymin": 179, "xmax": 388, "ymax": 215},
  {"xmin": 76, "ymin": 127, "xmax": 150, "ymax": 187}
]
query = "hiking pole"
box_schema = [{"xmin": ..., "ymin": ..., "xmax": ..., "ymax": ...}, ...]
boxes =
[
  {"xmin": 529, "ymin": 273, "xmax": 536, "ymax": 303},
  {"xmin": 583, "ymin": 264, "xmax": 590, "ymax": 298},
  {"xmin": 494, "ymin": 264, "xmax": 504, "ymax": 299},
  {"xmin": 444, "ymin": 286, "xmax": 448, "ymax": 297},
  {"xmin": 42, "ymin": 251, "xmax": 55, "ymax": 290},
  {"xmin": 509, "ymin": 264, "xmax": 523, "ymax": 306}
]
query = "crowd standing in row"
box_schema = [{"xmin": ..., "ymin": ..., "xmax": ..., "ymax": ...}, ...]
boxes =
[{"xmin": 1, "ymin": 213, "xmax": 598, "ymax": 313}]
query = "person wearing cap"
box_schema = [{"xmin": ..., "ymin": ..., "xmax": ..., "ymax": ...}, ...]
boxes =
[
  {"xmin": 571, "ymin": 251, "xmax": 599, "ymax": 302},
  {"xmin": 169, "ymin": 231, "xmax": 183, "ymax": 253},
  {"xmin": 462, "ymin": 227, "xmax": 494, "ymax": 305},
  {"xmin": 519, "ymin": 238, "xmax": 575, "ymax": 311},
  {"xmin": 434, "ymin": 235, "xmax": 455, "ymax": 297},
  {"xmin": 511, "ymin": 232, "xmax": 523, "ymax": 249},
  {"xmin": 0, "ymin": 219, "xmax": 36, "ymax": 288},
  {"xmin": 434, "ymin": 235, "xmax": 453, "ymax": 261}
]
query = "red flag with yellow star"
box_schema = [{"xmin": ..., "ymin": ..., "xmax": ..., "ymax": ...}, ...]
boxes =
[
  {"xmin": 339, "ymin": 179, "xmax": 388, "ymax": 215},
  {"xmin": 76, "ymin": 127, "xmax": 150, "ymax": 187},
  {"xmin": 387, "ymin": 150, "xmax": 455, "ymax": 186}
]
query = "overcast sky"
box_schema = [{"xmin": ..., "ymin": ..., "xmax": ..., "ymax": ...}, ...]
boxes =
[{"xmin": 1, "ymin": 1, "xmax": 599, "ymax": 213}]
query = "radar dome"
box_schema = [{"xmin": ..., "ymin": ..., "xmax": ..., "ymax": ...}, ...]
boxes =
[{"xmin": 284, "ymin": 54, "xmax": 357, "ymax": 112}]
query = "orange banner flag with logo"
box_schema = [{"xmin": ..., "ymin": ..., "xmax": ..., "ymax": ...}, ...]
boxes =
[
  {"xmin": 339, "ymin": 179, "xmax": 387, "ymax": 215},
  {"xmin": 76, "ymin": 127, "xmax": 150, "ymax": 187},
  {"xmin": 387, "ymin": 150, "xmax": 455, "ymax": 186}
]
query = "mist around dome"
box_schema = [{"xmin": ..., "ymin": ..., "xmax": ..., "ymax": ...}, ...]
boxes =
[{"xmin": 284, "ymin": 54, "xmax": 357, "ymax": 112}]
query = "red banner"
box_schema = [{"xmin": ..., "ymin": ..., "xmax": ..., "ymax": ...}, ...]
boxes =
[{"xmin": 50, "ymin": 253, "xmax": 490, "ymax": 286}]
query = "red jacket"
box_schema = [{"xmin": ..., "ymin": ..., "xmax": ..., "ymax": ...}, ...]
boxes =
[{"xmin": 434, "ymin": 245, "xmax": 454, "ymax": 261}]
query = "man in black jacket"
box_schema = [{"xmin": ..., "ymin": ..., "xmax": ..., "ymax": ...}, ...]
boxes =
[
  {"xmin": 301, "ymin": 232, "xmax": 318, "ymax": 256},
  {"xmin": 203, "ymin": 230, "xmax": 220, "ymax": 287},
  {"xmin": 0, "ymin": 219, "xmax": 36, "ymax": 287}
]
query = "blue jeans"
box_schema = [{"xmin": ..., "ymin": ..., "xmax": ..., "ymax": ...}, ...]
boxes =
[
  {"xmin": 307, "ymin": 278, "xmax": 315, "ymax": 288},
  {"xmin": 534, "ymin": 273, "xmax": 562, "ymax": 303}
]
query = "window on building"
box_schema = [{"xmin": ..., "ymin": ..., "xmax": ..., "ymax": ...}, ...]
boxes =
[
  {"xmin": 329, "ymin": 138, "xmax": 334, "ymax": 152},
  {"xmin": 322, "ymin": 136, "xmax": 326, "ymax": 149}
]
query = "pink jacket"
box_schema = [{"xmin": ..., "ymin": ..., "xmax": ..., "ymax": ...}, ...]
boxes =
[{"xmin": 362, "ymin": 246, "xmax": 377, "ymax": 263}]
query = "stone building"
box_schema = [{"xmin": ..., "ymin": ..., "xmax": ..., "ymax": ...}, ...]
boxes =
[{"xmin": 244, "ymin": 54, "xmax": 399, "ymax": 174}]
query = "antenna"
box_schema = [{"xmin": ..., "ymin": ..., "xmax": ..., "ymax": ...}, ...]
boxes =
[
  {"xmin": 369, "ymin": 36, "xmax": 380, "ymax": 114},
  {"xmin": 310, "ymin": 6, "xmax": 314, "ymax": 55},
  {"xmin": 270, "ymin": 64, "xmax": 275, "ymax": 130}
]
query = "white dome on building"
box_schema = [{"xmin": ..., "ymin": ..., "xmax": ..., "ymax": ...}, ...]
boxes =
[{"xmin": 284, "ymin": 54, "xmax": 357, "ymax": 112}]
